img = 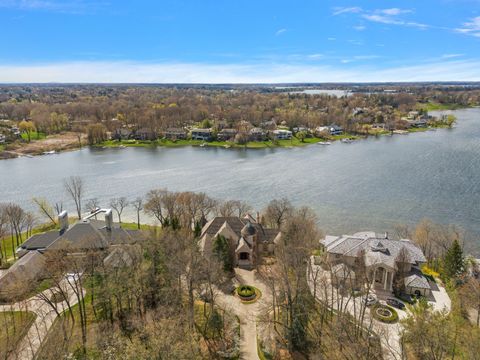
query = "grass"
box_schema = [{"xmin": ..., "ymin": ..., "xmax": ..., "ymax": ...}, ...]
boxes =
[
  {"xmin": 119, "ymin": 221, "xmax": 156, "ymax": 231},
  {"xmin": 0, "ymin": 222, "xmax": 58, "ymax": 264},
  {"xmin": 416, "ymin": 102, "xmax": 469, "ymax": 111},
  {"xmin": 98, "ymin": 136, "xmax": 325, "ymax": 150},
  {"xmin": 331, "ymin": 133, "xmax": 361, "ymax": 141},
  {"xmin": 407, "ymin": 127, "xmax": 430, "ymax": 133},
  {"xmin": 20, "ymin": 131, "xmax": 46, "ymax": 141},
  {"xmin": 257, "ymin": 336, "xmax": 274, "ymax": 360},
  {"xmin": 0, "ymin": 311, "xmax": 36, "ymax": 359}
]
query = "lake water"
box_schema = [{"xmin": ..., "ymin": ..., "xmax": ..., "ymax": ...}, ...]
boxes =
[
  {"xmin": 289, "ymin": 89, "xmax": 353, "ymax": 97},
  {"xmin": 1, "ymin": 108, "xmax": 479, "ymax": 253}
]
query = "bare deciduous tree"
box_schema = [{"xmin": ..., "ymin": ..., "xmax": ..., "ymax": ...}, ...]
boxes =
[
  {"xmin": 110, "ymin": 197, "xmax": 128, "ymax": 223},
  {"xmin": 32, "ymin": 197, "xmax": 57, "ymax": 226},
  {"xmin": 262, "ymin": 198, "xmax": 294, "ymax": 229},
  {"xmin": 132, "ymin": 197, "xmax": 143, "ymax": 229},
  {"xmin": 64, "ymin": 176, "xmax": 84, "ymax": 219}
]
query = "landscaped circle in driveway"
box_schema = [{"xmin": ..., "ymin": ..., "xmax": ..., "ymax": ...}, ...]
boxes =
[{"xmin": 236, "ymin": 285, "xmax": 262, "ymax": 304}]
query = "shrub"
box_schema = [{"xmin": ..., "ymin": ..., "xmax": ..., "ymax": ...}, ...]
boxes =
[
  {"xmin": 237, "ymin": 285, "xmax": 255, "ymax": 299},
  {"xmin": 371, "ymin": 304, "xmax": 398, "ymax": 324}
]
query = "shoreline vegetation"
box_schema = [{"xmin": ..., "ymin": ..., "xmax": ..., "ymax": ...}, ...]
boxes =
[
  {"xmin": 0, "ymin": 121, "xmax": 456, "ymax": 158},
  {"xmin": 0, "ymin": 100, "xmax": 465, "ymax": 159}
]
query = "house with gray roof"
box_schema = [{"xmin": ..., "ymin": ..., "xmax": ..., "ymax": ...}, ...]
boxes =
[
  {"xmin": 0, "ymin": 209, "xmax": 144, "ymax": 301},
  {"xmin": 320, "ymin": 231, "xmax": 431, "ymax": 296},
  {"xmin": 199, "ymin": 215, "xmax": 281, "ymax": 269}
]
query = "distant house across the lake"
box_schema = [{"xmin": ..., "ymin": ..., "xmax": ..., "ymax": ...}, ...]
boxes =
[{"xmin": 191, "ymin": 128, "xmax": 213, "ymax": 141}]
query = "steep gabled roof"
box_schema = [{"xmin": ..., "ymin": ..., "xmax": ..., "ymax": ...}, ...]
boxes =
[{"xmin": 201, "ymin": 217, "xmax": 247, "ymax": 237}]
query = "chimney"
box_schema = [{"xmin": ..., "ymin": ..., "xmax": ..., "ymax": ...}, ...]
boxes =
[
  {"xmin": 256, "ymin": 211, "xmax": 260, "ymax": 224},
  {"xmin": 58, "ymin": 211, "xmax": 69, "ymax": 235},
  {"xmin": 384, "ymin": 232, "xmax": 389, "ymax": 239},
  {"xmin": 105, "ymin": 209, "xmax": 113, "ymax": 232}
]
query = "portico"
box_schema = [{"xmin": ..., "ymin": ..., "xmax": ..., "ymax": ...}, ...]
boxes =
[{"xmin": 371, "ymin": 265, "xmax": 394, "ymax": 291}]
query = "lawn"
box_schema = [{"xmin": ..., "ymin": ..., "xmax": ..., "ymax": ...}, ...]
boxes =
[
  {"xmin": 98, "ymin": 136, "xmax": 325, "ymax": 150},
  {"xmin": 20, "ymin": 131, "xmax": 46, "ymax": 141},
  {"xmin": 1, "ymin": 222, "xmax": 57, "ymax": 265},
  {"xmin": 0, "ymin": 311, "xmax": 36, "ymax": 359},
  {"xmin": 416, "ymin": 102, "xmax": 469, "ymax": 111},
  {"xmin": 119, "ymin": 221, "xmax": 157, "ymax": 231}
]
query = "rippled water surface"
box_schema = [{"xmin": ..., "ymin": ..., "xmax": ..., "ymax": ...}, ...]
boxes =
[{"xmin": 1, "ymin": 109, "xmax": 479, "ymax": 252}]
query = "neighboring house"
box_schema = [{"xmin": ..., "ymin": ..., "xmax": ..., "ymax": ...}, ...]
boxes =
[
  {"xmin": 0, "ymin": 134, "xmax": 6, "ymax": 144},
  {"xmin": 191, "ymin": 128, "xmax": 213, "ymax": 141},
  {"xmin": 217, "ymin": 128, "xmax": 238, "ymax": 141},
  {"xmin": 320, "ymin": 231, "xmax": 431, "ymax": 296},
  {"xmin": 249, "ymin": 127, "xmax": 267, "ymax": 141},
  {"xmin": 293, "ymin": 126, "xmax": 309, "ymax": 133},
  {"xmin": 315, "ymin": 124, "xmax": 343, "ymax": 136},
  {"xmin": 260, "ymin": 119, "xmax": 277, "ymax": 130},
  {"xmin": 272, "ymin": 129, "xmax": 292, "ymax": 140},
  {"xmin": 328, "ymin": 124, "xmax": 343, "ymax": 135},
  {"xmin": 0, "ymin": 209, "xmax": 144, "ymax": 300},
  {"xmin": 164, "ymin": 128, "xmax": 187, "ymax": 140},
  {"xmin": 407, "ymin": 118, "xmax": 428, "ymax": 128},
  {"xmin": 112, "ymin": 128, "xmax": 133, "ymax": 140},
  {"xmin": 199, "ymin": 216, "xmax": 281, "ymax": 270},
  {"xmin": 371, "ymin": 123, "xmax": 386, "ymax": 130},
  {"xmin": 135, "ymin": 128, "xmax": 157, "ymax": 141}
]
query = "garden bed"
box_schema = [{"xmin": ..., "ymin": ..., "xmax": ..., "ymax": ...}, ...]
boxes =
[
  {"xmin": 371, "ymin": 304, "xmax": 398, "ymax": 324},
  {"xmin": 236, "ymin": 285, "xmax": 262, "ymax": 303}
]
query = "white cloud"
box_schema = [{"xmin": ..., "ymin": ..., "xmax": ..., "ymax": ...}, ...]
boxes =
[
  {"xmin": 362, "ymin": 14, "xmax": 428, "ymax": 28},
  {"xmin": 1, "ymin": 60, "xmax": 479, "ymax": 83},
  {"xmin": 441, "ymin": 53, "xmax": 464, "ymax": 59},
  {"xmin": 334, "ymin": 6, "xmax": 429, "ymax": 30},
  {"xmin": 379, "ymin": 8, "xmax": 413, "ymax": 16},
  {"xmin": 456, "ymin": 16, "xmax": 480, "ymax": 37},
  {"xmin": 354, "ymin": 25, "xmax": 366, "ymax": 31},
  {"xmin": 275, "ymin": 28, "xmax": 287, "ymax": 36},
  {"xmin": 332, "ymin": 6, "xmax": 362, "ymax": 16},
  {"xmin": 327, "ymin": 37, "xmax": 336, "ymax": 41}
]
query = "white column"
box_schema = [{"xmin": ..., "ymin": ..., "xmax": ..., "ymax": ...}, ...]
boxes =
[{"xmin": 384, "ymin": 270, "xmax": 388, "ymax": 290}]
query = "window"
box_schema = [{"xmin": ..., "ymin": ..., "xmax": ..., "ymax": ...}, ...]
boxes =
[{"xmin": 239, "ymin": 252, "xmax": 249, "ymax": 260}]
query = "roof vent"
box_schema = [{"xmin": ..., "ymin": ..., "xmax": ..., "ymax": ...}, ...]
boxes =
[{"xmin": 371, "ymin": 240, "xmax": 388, "ymax": 253}]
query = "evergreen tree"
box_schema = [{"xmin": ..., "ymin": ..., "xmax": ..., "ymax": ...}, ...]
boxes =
[
  {"xmin": 213, "ymin": 235, "xmax": 233, "ymax": 272},
  {"xmin": 442, "ymin": 239, "xmax": 464, "ymax": 280},
  {"xmin": 193, "ymin": 221, "xmax": 202, "ymax": 238}
]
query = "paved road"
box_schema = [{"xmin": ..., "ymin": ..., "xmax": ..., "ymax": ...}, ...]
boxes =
[{"xmin": 0, "ymin": 279, "xmax": 83, "ymax": 360}]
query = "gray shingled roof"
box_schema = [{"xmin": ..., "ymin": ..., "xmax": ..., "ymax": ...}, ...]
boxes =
[
  {"xmin": 321, "ymin": 232, "xmax": 427, "ymax": 266},
  {"xmin": 20, "ymin": 232, "xmax": 59, "ymax": 251},
  {"xmin": 201, "ymin": 217, "xmax": 280, "ymax": 244},
  {"xmin": 405, "ymin": 268, "xmax": 431, "ymax": 289},
  {"xmin": 19, "ymin": 219, "xmax": 142, "ymax": 254}
]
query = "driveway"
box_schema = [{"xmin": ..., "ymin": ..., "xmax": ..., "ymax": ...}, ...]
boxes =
[
  {"xmin": 215, "ymin": 268, "xmax": 271, "ymax": 360},
  {"xmin": 307, "ymin": 258, "xmax": 451, "ymax": 360},
  {"xmin": 307, "ymin": 258, "xmax": 404, "ymax": 360},
  {"xmin": 0, "ymin": 278, "xmax": 83, "ymax": 360}
]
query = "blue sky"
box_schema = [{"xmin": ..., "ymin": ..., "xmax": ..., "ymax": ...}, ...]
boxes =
[{"xmin": 0, "ymin": 0, "xmax": 479, "ymax": 82}]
